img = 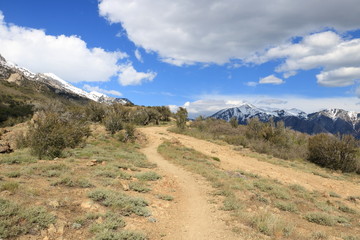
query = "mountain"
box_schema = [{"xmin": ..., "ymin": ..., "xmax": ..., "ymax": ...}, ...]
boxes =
[
  {"xmin": 0, "ymin": 54, "xmax": 132, "ymax": 105},
  {"xmin": 210, "ymin": 103, "xmax": 360, "ymax": 138}
]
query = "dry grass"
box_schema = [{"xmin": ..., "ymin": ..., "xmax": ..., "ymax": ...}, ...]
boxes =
[{"xmin": 158, "ymin": 139, "xmax": 360, "ymax": 239}]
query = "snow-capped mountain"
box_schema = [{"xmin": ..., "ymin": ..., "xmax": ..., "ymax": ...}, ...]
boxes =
[
  {"xmin": 0, "ymin": 54, "xmax": 132, "ymax": 105},
  {"xmin": 210, "ymin": 103, "xmax": 360, "ymax": 138},
  {"xmin": 210, "ymin": 102, "xmax": 307, "ymax": 124}
]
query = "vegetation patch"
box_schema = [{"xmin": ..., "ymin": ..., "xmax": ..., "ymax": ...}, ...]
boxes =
[
  {"xmin": 304, "ymin": 212, "xmax": 336, "ymax": 226},
  {"xmin": 129, "ymin": 181, "xmax": 151, "ymax": 193},
  {"xmin": 156, "ymin": 194, "xmax": 174, "ymax": 201},
  {"xmin": 135, "ymin": 171, "xmax": 162, "ymax": 181},
  {"xmin": 88, "ymin": 189, "xmax": 150, "ymax": 216},
  {"xmin": 0, "ymin": 198, "xmax": 55, "ymax": 239},
  {"xmin": 51, "ymin": 177, "xmax": 94, "ymax": 188}
]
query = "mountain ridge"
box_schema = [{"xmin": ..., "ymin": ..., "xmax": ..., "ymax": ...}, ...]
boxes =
[{"xmin": 210, "ymin": 103, "xmax": 360, "ymax": 138}]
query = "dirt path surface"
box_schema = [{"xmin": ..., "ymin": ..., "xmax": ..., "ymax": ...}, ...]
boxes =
[
  {"xmin": 140, "ymin": 126, "xmax": 360, "ymax": 199},
  {"xmin": 139, "ymin": 128, "xmax": 238, "ymax": 240}
]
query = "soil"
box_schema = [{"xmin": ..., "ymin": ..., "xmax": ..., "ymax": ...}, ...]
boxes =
[{"xmin": 139, "ymin": 128, "xmax": 238, "ymax": 240}]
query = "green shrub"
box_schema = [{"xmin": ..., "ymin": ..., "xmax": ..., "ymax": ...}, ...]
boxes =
[
  {"xmin": 51, "ymin": 177, "xmax": 94, "ymax": 188},
  {"xmin": 0, "ymin": 181, "xmax": 19, "ymax": 193},
  {"xmin": 135, "ymin": 172, "xmax": 162, "ymax": 181},
  {"xmin": 0, "ymin": 198, "xmax": 55, "ymax": 239},
  {"xmin": 308, "ymin": 134, "xmax": 360, "ymax": 173},
  {"xmin": 275, "ymin": 201, "xmax": 298, "ymax": 212},
  {"xmin": 129, "ymin": 182, "xmax": 151, "ymax": 193},
  {"xmin": 338, "ymin": 204, "xmax": 356, "ymax": 214},
  {"xmin": 304, "ymin": 212, "xmax": 336, "ymax": 226},
  {"xmin": 27, "ymin": 110, "xmax": 90, "ymax": 159},
  {"xmin": 88, "ymin": 189, "xmax": 150, "ymax": 216},
  {"xmin": 250, "ymin": 212, "xmax": 293, "ymax": 237},
  {"xmin": 85, "ymin": 102, "xmax": 105, "ymax": 122},
  {"xmin": 230, "ymin": 117, "xmax": 238, "ymax": 128},
  {"xmin": 93, "ymin": 230, "xmax": 146, "ymax": 240},
  {"xmin": 156, "ymin": 194, "xmax": 174, "ymax": 201},
  {"xmin": 103, "ymin": 113, "xmax": 123, "ymax": 134},
  {"xmin": 6, "ymin": 171, "xmax": 21, "ymax": 178},
  {"xmin": 175, "ymin": 107, "xmax": 188, "ymax": 130}
]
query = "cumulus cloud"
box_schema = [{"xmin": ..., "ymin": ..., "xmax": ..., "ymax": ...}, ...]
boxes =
[
  {"xmin": 0, "ymin": 11, "xmax": 156, "ymax": 85},
  {"xmin": 118, "ymin": 64, "xmax": 156, "ymax": 86},
  {"xmin": 259, "ymin": 75, "xmax": 284, "ymax": 85},
  {"xmin": 250, "ymin": 31, "xmax": 360, "ymax": 88},
  {"xmin": 99, "ymin": 0, "xmax": 360, "ymax": 66},
  {"xmin": 83, "ymin": 84, "xmax": 122, "ymax": 96}
]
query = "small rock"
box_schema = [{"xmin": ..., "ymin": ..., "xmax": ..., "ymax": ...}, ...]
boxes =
[
  {"xmin": 48, "ymin": 200, "xmax": 60, "ymax": 208},
  {"xmin": 0, "ymin": 190, "xmax": 12, "ymax": 196},
  {"xmin": 47, "ymin": 224, "xmax": 57, "ymax": 235},
  {"xmin": 148, "ymin": 217, "xmax": 157, "ymax": 223},
  {"xmin": 101, "ymin": 161, "xmax": 106, "ymax": 165},
  {"xmin": 120, "ymin": 181, "xmax": 129, "ymax": 191},
  {"xmin": 96, "ymin": 217, "xmax": 104, "ymax": 224}
]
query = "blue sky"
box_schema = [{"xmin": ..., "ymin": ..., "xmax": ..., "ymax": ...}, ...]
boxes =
[{"xmin": 1, "ymin": 0, "xmax": 360, "ymax": 117}]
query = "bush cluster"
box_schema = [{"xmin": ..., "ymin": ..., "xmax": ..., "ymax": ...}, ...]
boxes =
[
  {"xmin": 308, "ymin": 133, "xmax": 360, "ymax": 173},
  {"xmin": 95, "ymin": 104, "xmax": 172, "ymax": 135},
  {"xmin": 189, "ymin": 118, "xmax": 308, "ymax": 160},
  {"xmin": 27, "ymin": 109, "xmax": 90, "ymax": 159}
]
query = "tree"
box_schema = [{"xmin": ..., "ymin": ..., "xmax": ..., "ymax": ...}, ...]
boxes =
[{"xmin": 175, "ymin": 107, "xmax": 188, "ymax": 130}]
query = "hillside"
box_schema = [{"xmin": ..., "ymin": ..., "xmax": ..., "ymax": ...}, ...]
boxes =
[{"xmin": 0, "ymin": 54, "xmax": 133, "ymax": 126}]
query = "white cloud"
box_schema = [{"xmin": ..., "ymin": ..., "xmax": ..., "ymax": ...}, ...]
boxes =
[
  {"xmin": 0, "ymin": 11, "xmax": 156, "ymax": 85},
  {"xmin": 259, "ymin": 75, "xmax": 284, "ymax": 85},
  {"xmin": 245, "ymin": 81, "xmax": 258, "ymax": 87},
  {"xmin": 118, "ymin": 64, "xmax": 156, "ymax": 86},
  {"xmin": 250, "ymin": 31, "xmax": 360, "ymax": 88},
  {"xmin": 83, "ymin": 84, "xmax": 122, "ymax": 96},
  {"xmin": 176, "ymin": 94, "xmax": 360, "ymax": 118},
  {"xmin": 317, "ymin": 67, "xmax": 360, "ymax": 87},
  {"xmin": 135, "ymin": 49, "xmax": 143, "ymax": 62},
  {"xmin": 257, "ymin": 99, "xmax": 287, "ymax": 105},
  {"xmin": 99, "ymin": 0, "xmax": 360, "ymax": 66}
]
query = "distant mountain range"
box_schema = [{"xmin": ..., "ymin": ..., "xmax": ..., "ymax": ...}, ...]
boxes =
[
  {"xmin": 210, "ymin": 103, "xmax": 360, "ymax": 138},
  {"xmin": 0, "ymin": 54, "xmax": 132, "ymax": 105}
]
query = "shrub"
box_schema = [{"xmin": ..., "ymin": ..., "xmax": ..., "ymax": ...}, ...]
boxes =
[
  {"xmin": 175, "ymin": 107, "xmax": 188, "ymax": 130},
  {"xmin": 88, "ymin": 189, "xmax": 150, "ymax": 216},
  {"xmin": 304, "ymin": 212, "xmax": 336, "ymax": 226},
  {"xmin": 156, "ymin": 194, "xmax": 174, "ymax": 201},
  {"xmin": 230, "ymin": 117, "xmax": 238, "ymax": 128},
  {"xmin": 0, "ymin": 198, "xmax": 55, "ymax": 239},
  {"xmin": 275, "ymin": 201, "xmax": 298, "ymax": 212},
  {"xmin": 129, "ymin": 182, "xmax": 151, "ymax": 193},
  {"xmin": 85, "ymin": 102, "xmax": 105, "ymax": 122},
  {"xmin": 308, "ymin": 134, "xmax": 360, "ymax": 173},
  {"xmin": 51, "ymin": 177, "xmax": 94, "ymax": 188},
  {"xmin": 135, "ymin": 172, "xmax": 162, "ymax": 181},
  {"xmin": 27, "ymin": 110, "xmax": 90, "ymax": 159},
  {"xmin": 103, "ymin": 111, "xmax": 123, "ymax": 134}
]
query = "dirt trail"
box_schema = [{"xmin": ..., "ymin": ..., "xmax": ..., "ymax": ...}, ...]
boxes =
[
  {"xmin": 139, "ymin": 129, "xmax": 238, "ymax": 240},
  {"xmin": 141, "ymin": 126, "xmax": 360, "ymax": 198}
]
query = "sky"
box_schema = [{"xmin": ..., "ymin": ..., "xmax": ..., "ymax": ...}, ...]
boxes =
[{"xmin": 1, "ymin": 0, "xmax": 360, "ymax": 118}]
